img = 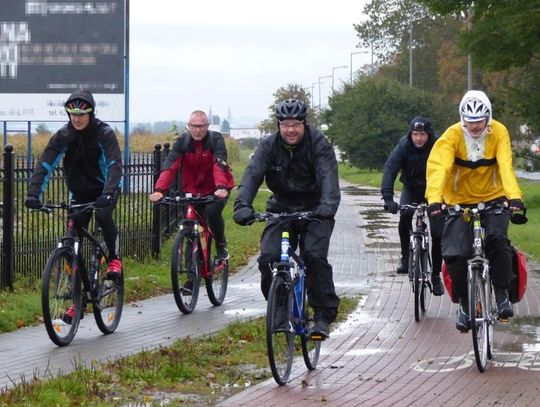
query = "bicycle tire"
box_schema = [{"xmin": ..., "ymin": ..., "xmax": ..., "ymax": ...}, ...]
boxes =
[
  {"xmin": 42, "ymin": 248, "xmax": 82, "ymax": 346},
  {"xmin": 171, "ymin": 228, "xmax": 200, "ymax": 314},
  {"xmin": 420, "ymin": 246, "xmax": 429, "ymax": 313},
  {"xmin": 266, "ymin": 274, "xmax": 294, "ymax": 385},
  {"xmin": 301, "ymin": 285, "xmax": 321, "ymax": 370},
  {"xmin": 205, "ymin": 237, "xmax": 229, "ymax": 306},
  {"xmin": 469, "ymin": 266, "xmax": 489, "ymax": 371},
  {"xmin": 486, "ymin": 279, "xmax": 494, "ymax": 360},
  {"xmin": 413, "ymin": 243, "xmax": 422, "ymax": 322},
  {"xmin": 92, "ymin": 249, "xmax": 124, "ymax": 334}
]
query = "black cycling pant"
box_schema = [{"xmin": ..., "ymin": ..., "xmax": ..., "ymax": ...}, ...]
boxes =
[
  {"xmin": 398, "ymin": 186, "xmax": 443, "ymax": 275},
  {"xmin": 442, "ymin": 208, "xmax": 512, "ymax": 302},
  {"xmin": 197, "ymin": 196, "xmax": 228, "ymax": 247},
  {"xmin": 72, "ymin": 190, "xmax": 120, "ymax": 260},
  {"xmin": 257, "ymin": 217, "xmax": 340, "ymax": 323}
]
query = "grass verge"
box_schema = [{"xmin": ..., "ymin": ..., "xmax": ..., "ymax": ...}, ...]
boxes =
[{"xmin": 0, "ymin": 297, "xmax": 359, "ymax": 406}]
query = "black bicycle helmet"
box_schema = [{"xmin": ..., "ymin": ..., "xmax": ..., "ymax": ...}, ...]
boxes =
[{"xmin": 275, "ymin": 98, "xmax": 307, "ymax": 121}]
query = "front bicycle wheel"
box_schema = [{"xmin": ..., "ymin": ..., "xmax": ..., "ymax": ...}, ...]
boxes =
[
  {"xmin": 412, "ymin": 244, "xmax": 422, "ymax": 322},
  {"xmin": 171, "ymin": 228, "xmax": 200, "ymax": 314},
  {"xmin": 301, "ymin": 293, "xmax": 321, "ymax": 370},
  {"xmin": 42, "ymin": 248, "xmax": 82, "ymax": 346},
  {"xmin": 469, "ymin": 267, "xmax": 489, "ymax": 372},
  {"xmin": 93, "ymin": 252, "xmax": 124, "ymax": 334},
  {"xmin": 267, "ymin": 274, "xmax": 294, "ymax": 385},
  {"xmin": 205, "ymin": 237, "xmax": 229, "ymax": 306},
  {"xmin": 420, "ymin": 246, "xmax": 429, "ymax": 313}
]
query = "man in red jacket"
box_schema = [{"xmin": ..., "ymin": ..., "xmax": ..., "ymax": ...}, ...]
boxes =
[{"xmin": 149, "ymin": 110, "xmax": 235, "ymax": 259}]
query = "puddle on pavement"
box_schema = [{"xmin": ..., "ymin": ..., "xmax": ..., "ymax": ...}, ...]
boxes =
[
  {"xmin": 365, "ymin": 241, "xmax": 400, "ymax": 249},
  {"xmin": 342, "ymin": 185, "xmax": 379, "ymax": 196},
  {"xmin": 497, "ymin": 315, "xmax": 540, "ymax": 352},
  {"xmin": 224, "ymin": 308, "xmax": 265, "ymax": 317}
]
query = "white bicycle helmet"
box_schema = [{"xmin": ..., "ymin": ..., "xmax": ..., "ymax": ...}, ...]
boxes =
[{"xmin": 459, "ymin": 90, "xmax": 492, "ymax": 124}]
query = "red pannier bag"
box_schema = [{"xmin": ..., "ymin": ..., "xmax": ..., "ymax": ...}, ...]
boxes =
[
  {"xmin": 442, "ymin": 247, "xmax": 527, "ymax": 304},
  {"xmin": 509, "ymin": 246, "xmax": 528, "ymax": 303},
  {"xmin": 441, "ymin": 261, "xmax": 459, "ymax": 304}
]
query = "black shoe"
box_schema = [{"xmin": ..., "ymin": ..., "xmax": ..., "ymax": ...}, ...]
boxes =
[
  {"xmin": 181, "ymin": 278, "xmax": 193, "ymax": 294},
  {"xmin": 456, "ymin": 305, "xmax": 471, "ymax": 332},
  {"xmin": 496, "ymin": 290, "xmax": 514, "ymax": 319},
  {"xmin": 396, "ymin": 259, "xmax": 408, "ymax": 274},
  {"xmin": 431, "ymin": 275, "xmax": 444, "ymax": 296},
  {"xmin": 311, "ymin": 320, "xmax": 329, "ymax": 341},
  {"xmin": 216, "ymin": 244, "xmax": 229, "ymax": 260}
]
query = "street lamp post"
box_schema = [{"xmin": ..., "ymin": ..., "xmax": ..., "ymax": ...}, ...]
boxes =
[
  {"xmin": 311, "ymin": 81, "xmax": 321, "ymax": 108},
  {"xmin": 350, "ymin": 50, "xmax": 369, "ymax": 82},
  {"xmin": 331, "ymin": 65, "xmax": 348, "ymax": 92},
  {"xmin": 318, "ymin": 75, "xmax": 331, "ymax": 110}
]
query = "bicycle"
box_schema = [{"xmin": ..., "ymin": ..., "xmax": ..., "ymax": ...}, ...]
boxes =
[
  {"xmin": 39, "ymin": 201, "xmax": 124, "ymax": 347},
  {"xmin": 400, "ymin": 203, "xmax": 432, "ymax": 322},
  {"xmin": 446, "ymin": 202, "xmax": 520, "ymax": 372},
  {"xmin": 160, "ymin": 194, "xmax": 229, "ymax": 314},
  {"xmin": 251, "ymin": 211, "xmax": 321, "ymax": 385}
]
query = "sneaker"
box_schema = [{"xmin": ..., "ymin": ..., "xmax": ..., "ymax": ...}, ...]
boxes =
[
  {"xmin": 182, "ymin": 278, "xmax": 194, "ymax": 294},
  {"xmin": 62, "ymin": 305, "xmax": 76, "ymax": 324},
  {"xmin": 216, "ymin": 244, "xmax": 229, "ymax": 260},
  {"xmin": 496, "ymin": 290, "xmax": 514, "ymax": 319},
  {"xmin": 106, "ymin": 258, "xmax": 122, "ymax": 280},
  {"xmin": 456, "ymin": 305, "xmax": 471, "ymax": 332},
  {"xmin": 431, "ymin": 275, "xmax": 444, "ymax": 296},
  {"xmin": 311, "ymin": 320, "xmax": 329, "ymax": 340}
]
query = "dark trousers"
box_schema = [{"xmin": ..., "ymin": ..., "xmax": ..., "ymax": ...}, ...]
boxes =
[
  {"xmin": 442, "ymin": 209, "xmax": 512, "ymax": 301},
  {"xmin": 198, "ymin": 196, "xmax": 228, "ymax": 246},
  {"xmin": 72, "ymin": 190, "xmax": 120, "ymax": 260},
  {"xmin": 257, "ymin": 217, "xmax": 340, "ymax": 323},
  {"xmin": 398, "ymin": 186, "xmax": 443, "ymax": 275}
]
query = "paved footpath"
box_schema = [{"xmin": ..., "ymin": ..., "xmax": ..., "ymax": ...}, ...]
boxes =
[
  {"xmin": 223, "ymin": 183, "xmax": 540, "ymax": 407},
  {"xmin": 1, "ymin": 181, "xmax": 540, "ymax": 406}
]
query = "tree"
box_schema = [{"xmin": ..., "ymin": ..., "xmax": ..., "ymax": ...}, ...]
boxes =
[
  {"xmin": 34, "ymin": 123, "xmax": 50, "ymax": 135},
  {"xmin": 258, "ymin": 83, "xmax": 317, "ymax": 135},
  {"xmin": 325, "ymin": 76, "xmax": 453, "ymax": 169}
]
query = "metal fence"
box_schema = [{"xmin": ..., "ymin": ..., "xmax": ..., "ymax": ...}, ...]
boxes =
[{"xmin": 0, "ymin": 143, "xmax": 179, "ymax": 291}]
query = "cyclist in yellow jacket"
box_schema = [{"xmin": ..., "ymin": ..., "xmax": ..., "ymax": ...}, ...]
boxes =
[{"xmin": 426, "ymin": 90, "xmax": 525, "ymax": 332}]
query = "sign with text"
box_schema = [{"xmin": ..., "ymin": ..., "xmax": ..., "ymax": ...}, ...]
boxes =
[{"xmin": 0, "ymin": 0, "xmax": 125, "ymax": 121}]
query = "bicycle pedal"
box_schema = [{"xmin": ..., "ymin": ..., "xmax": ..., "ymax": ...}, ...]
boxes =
[
  {"xmin": 310, "ymin": 334, "xmax": 326, "ymax": 341},
  {"xmin": 499, "ymin": 317, "xmax": 510, "ymax": 323}
]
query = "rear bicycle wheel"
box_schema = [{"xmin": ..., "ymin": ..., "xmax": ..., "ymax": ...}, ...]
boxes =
[
  {"xmin": 266, "ymin": 274, "xmax": 294, "ymax": 385},
  {"xmin": 171, "ymin": 228, "xmax": 200, "ymax": 314},
  {"xmin": 469, "ymin": 267, "xmax": 489, "ymax": 372},
  {"xmin": 205, "ymin": 237, "xmax": 229, "ymax": 306},
  {"xmin": 42, "ymin": 248, "xmax": 81, "ymax": 346},
  {"xmin": 93, "ymin": 249, "xmax": 124, "ymax": 334},
  {"xmin": 301, "ymin": 288, "xmax": 321, "ymax": 370}
]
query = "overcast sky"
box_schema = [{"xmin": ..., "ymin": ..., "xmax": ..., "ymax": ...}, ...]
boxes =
[{"xmin": 129, "ymin": 0, "xmax": 370, "ymax": 126}]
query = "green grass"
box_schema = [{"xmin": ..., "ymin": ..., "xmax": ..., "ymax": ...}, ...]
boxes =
[{"xmin": 0, "ymin": 297, "xmax": 359, "ymax": 406}]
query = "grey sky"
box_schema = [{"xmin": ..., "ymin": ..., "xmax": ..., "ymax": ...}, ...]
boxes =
[{"xmin": 130, "ymin": 0, "xmax": 370, "ymax": 126}]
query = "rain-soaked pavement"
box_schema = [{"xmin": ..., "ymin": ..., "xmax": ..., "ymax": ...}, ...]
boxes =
[{"xmin": 2, "ymin": 180, "xmax": 540, "ymax": 406}]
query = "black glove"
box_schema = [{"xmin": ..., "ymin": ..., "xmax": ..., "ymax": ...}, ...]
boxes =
[
  {"xmin": 383, "ymin": 199, "xmax": 399, "ymax": 214},
  {"xmin": 427, "ymin": 202, "xmax": 443, "ymax": 217},
  {"xmin": 25, "ymin": 196, "xmax": 43, "ymax": 209},
  {"xmin": 508, "ymin": 199, "xmax": 525, "ymax": 211},
  {"xmin": 233, "ymin": 207, "xmax": 255, "ymax": 226},
  {"xmin": 95, "ymin": 194, "xmax": 112, "ymax": 208},
  {"xmin": 314, "ymin": 206, "xmax": 334, "ymax": 219}
]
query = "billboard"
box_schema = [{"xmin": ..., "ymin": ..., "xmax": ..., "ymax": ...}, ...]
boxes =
[{"xmin": 0, "ymin": 0, "xmax": 125, "ymax": 121}]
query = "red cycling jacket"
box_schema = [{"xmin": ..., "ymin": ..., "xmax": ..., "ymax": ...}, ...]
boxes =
[{"xmin": 155, "ymin": 130, "xmax": 235, "ymax": 195}]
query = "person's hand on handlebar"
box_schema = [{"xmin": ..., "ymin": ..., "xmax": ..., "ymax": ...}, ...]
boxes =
[
  {"xmin": 507, "ymin": 198, "xmax": 525, "ymax": 212},
  {"xmin": 427, "ymin": 202, "xmax": 446, "ymax": 217},
  {"xmin": 149, "ymin": 191, "xmax": 164, "ymax": 203},
  {"xmin": 214, "ymin": 187, "xmax": 229, "ymax": 199}
]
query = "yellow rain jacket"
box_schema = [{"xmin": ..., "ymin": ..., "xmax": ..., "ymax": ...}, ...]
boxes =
[{"xmin": 426, "ymin": 120, "xmax": 522, "ymax": 205}]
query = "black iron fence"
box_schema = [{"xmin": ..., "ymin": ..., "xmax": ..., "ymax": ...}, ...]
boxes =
[{"xmin": 0, "ymin": 143, "xmax": 180, "ymax": 291}]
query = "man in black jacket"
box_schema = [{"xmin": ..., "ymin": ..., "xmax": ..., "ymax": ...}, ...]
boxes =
[
  {"xmin": 25, "ymin": 89, "xmax": 123, "ymax": 283},
  {"xmin": 380, "ymin": 116, "xmax": 444, "ymax": 296},
  {"xmin": 233, "ymin": 98, "xmax": 340, "ymax": 339}
]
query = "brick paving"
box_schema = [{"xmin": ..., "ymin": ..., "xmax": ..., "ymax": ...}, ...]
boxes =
[
  {"xmin": 222, "ymin": 183, "xmax": 540, "ymax": 407},
  {"xmin": 1, "ymin": 181, "xmax": 540, "ymax": 407}
]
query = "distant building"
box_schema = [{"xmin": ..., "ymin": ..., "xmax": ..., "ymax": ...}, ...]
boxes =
[{"xmin": 230, "ymin": 127, "xmax": 261, "ymax": 140}]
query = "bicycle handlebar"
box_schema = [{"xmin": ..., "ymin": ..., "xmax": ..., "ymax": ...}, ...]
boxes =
[
  {"xmin": 38, "ymin": 201, "xmax": 96, "ymax": 214},
  {"xmin": 445, "ymin": 202, "xmax": 508, "ymax": 218},
  {"xmin": 252, "ymin": 211, "xmax": 317, "ymax": 223},
  {"xmin": 160, "ymin": 194, "xmax": 218, "ymax": 206}
]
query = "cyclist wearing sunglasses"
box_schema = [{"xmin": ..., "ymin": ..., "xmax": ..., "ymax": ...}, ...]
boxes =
[
  {"xmin": 25, "ymin": 89, "xmax": 123, "ymax": 280},
  {"xmin": 426, "ymin": 90, "xmax": 525, "ymax": 331},
  {"xmin": 233, "ymin": 98, "xmax": 341, "ymax": 339},
  {"xmin": 150, "ymin": 110, "xmax": 235, "ymax": 260},
  {"xmin": 381, "ymin": 116, "xmax": 444, "ymax": 296}
]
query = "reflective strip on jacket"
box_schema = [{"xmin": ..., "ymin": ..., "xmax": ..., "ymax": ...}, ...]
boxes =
[{"xmin": 426, "ymin": 119, "xmax": 522, "ymax": 205}]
